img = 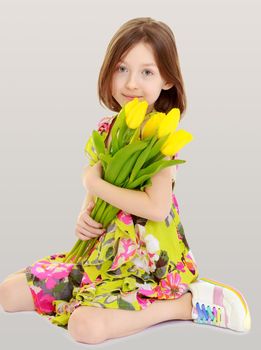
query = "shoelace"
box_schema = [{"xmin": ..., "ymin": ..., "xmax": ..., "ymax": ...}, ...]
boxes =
[{"xmin": 195, "ymin": 302, "xmax": 222, "ymax": 325}]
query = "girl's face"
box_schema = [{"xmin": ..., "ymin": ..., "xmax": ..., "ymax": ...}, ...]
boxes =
[{"xmin": 111, "ymin": 42, "xmax": 173, "ymax": 114}]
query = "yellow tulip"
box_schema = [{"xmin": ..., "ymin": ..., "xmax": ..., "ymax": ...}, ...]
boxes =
[
  {"xmin": 166, "ymin": 108, "xmax": 180, "ymax": 129},
  {"xmin": 124, "ymin": 97, "xmax": 139, "ymax": 116},
  {"xmin": 161, "ymin": 129, "xmax": 194, "ymax": 156},
  {"xmin": 157, "ymin": 108, "xmax": 181, "ymax": 139},
  {"xmin": 141, "ymin": 112, "xmax": 165, "ymax": 139},
  {"xmin": 125, "ymin": 99, "xmax": 148, "ymax": 129}
]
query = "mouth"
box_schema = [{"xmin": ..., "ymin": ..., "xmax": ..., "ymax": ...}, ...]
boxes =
[{"xmin": 123, "ymin": 94, "xmax": 142, "ymax": 99}]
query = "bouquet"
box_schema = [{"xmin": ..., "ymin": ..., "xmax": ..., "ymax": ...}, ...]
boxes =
[{"xmin": 63, "ymin": 98, "xmax": 193, "ymax": 264}]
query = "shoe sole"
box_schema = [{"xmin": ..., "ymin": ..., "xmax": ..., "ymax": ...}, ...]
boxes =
[{"xmin": 200, "ymin": 277, "xmax": 251, "ymax": 332}]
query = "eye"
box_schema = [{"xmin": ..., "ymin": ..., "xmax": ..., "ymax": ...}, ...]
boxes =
[
  {"xmin": 117, "ymin": 65, "xmax": 127, "ymax": 72},
  {"xmin": 116, "ymin": 65, "xmax": 153, "ymax": 76},
  {"xmin": 143, "ymin": 69, "xmax": 153, "ymax": 76}
]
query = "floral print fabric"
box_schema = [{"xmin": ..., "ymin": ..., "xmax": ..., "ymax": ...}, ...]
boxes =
[{"xmin": 24, "ymin": 115, "xmax": 200, "ymax": 329}]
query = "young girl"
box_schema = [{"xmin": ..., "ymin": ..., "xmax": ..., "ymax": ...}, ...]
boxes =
[{"xmin": 0, "ymin": 17, "xmax": 251, "ymax": 344}]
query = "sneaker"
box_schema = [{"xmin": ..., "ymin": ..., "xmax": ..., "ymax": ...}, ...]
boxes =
[{"xmin": 188, "ymin": 277, "xmax": 251, "ymax": 332}]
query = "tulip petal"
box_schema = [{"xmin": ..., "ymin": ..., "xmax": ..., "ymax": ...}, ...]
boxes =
[
  {"xmin": 124, "ymin": 98, "xmax": 139, "ymax": 117},
  {"xmin": 158, "ymin": 108, "xmax": 181, "ymax": 138},
  {"xmin": 142, "ymin": 113, "xmax": 165, "ymax": 139},
  {"xmin": 161, "ymin": 130, "xmax": 194, "ymax": 156},
  {"xmin": 126, "ymin": 100, "xmax": 148, "ymax": 129}
]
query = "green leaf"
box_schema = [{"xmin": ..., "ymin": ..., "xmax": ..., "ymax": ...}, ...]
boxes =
[
  {"xmin": 129, "ymin": 135, "xmax": 155, "ymax": 183},
  {"xmin": 115, "ymin": 149, "xmax": 144, "ymax": 185},
  {"xmin": 110, "ymin": 109, "xmax": 125, "ymax": 154},
  {"xmin": 142, "ymin": 134, "xmax": 170, "ymax": 167},
  {"xmin": 84, "ymin": 136, "xmax": 99, "ymax": 165},
  {"xmin": 129, "ymin": 126, "xmax": 141, "ymax": 143},
  {"xmin": 104, "ymin": 140, "xmax": 147, "ymax": 184},
  {"xmin": 92, "ymin": 130, "xmax": 106, "ymax": 157},
  {"xmin": 138, "ymin": 159, "xmax": 186, "ymax": 178},
  {"xmin": 127, "ymin": 159, "xmax": 186, "ymax": 189}
]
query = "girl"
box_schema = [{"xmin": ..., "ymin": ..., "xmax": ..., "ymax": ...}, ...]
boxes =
[{"xmin": 0, "ymin": 17, "xmax": 251, "ymax": 344}]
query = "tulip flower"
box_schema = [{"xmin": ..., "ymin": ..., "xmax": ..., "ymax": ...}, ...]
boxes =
[
  {"xmin": 125, "ymin": 98, "xmax": 148, "ymax": 129},
  {"xmin": 117, "ymin": 98, "xmax": 148, "ymax": 148},
  {"xmin": 141, "ymin": 112, "xmax": 165, "ymax": 139},
  {"xmin": 161, "ymin": 130, "xmax": 194, "ymax": 156},
  {"xmin": 157, "ymin": 108, "xmax": 181, "ymax": 138}
]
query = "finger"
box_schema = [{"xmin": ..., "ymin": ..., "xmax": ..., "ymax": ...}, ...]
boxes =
[
  {"xmin": 76, "ymin": 231, "xmax": 91, "ymax": 241},
  {"xmin": 77, "ymin": 224, "xmax": 104, "ymax": 236},
  {"xmin": 86, "ymin": 201, "xmax": 95, "ymax": 211},
  {"xmin": 82, "ymin": 223, "xmax": 105, "ymax": 235},
  {"xmin": 85, "ymin": 202, "xmax": 100, "ymax": 221},
  {"xmin": 76, "ymin": 226, "xmax": 100, "ymax": 239},
  {"xmin": 82, "ymin": 212, "xmax": 103, "ymax": 229}
]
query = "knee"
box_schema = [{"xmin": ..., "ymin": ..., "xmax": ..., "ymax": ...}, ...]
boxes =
[
  {"xmin": 0, "ymin": 280, "xmax": 15, "ymax": 312},
  {"xmin": 68, "ymin": 307, "xmax": 107, "ymax": 344}
]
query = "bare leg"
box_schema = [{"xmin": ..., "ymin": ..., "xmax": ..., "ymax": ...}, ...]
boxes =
[
  {"xmin": 103, "ymin": 292, "xmax": 193, "ymax": 338},
  {"xmin": 0, "ymin": 273, "xmax": 35, "ymax": 312},
  {"xmin": 68, "ymin": 292, "xmax": 193, "ymax": 344}
]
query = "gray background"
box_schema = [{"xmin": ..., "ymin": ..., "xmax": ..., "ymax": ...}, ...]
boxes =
[{"xmin": 0, "ymin": 0, "xmax": 260, "ymax": 348}]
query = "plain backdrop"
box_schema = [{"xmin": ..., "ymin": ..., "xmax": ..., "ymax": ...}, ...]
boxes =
[{"xmin": 0, "ymin": 0, "xmax": 260, "ymax": 349}]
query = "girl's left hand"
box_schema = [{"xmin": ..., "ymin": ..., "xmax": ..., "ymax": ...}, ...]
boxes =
[{"xmin": 82, "ymin": 161, "xmax": 103, "ymax": 190}]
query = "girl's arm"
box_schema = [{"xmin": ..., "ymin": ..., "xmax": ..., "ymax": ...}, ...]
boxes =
[
  {"xmin": 76, "ymin": 192, "xmax": 94, "ymax": 222},
  {"xmin": 79, "ymin": 165, "xmax": 96, "ymax": 214},
  {"xmin": 79, "ymin": 191, "xmax": 94, "ymax": 213},
  {"xmin": 89, "ymin": 178, "xmax": 162, "ymax": 221},
  {"xmin": 87, "ymin": 160, "xmax": 173, "ymax": 223}
]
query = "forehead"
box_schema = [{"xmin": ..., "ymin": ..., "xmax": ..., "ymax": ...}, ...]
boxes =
[
  {"xmin": 119, "ymin": 42, "xmax": 157, "ymax": 66},
  {"xmin": 119, "ymin": 60, "xmax": 157, "ymax": 67}
]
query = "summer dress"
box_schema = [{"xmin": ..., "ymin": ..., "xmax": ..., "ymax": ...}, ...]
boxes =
[{"xmin": 19, "ymin": 113, "xmax": 200, "ymax": 329}]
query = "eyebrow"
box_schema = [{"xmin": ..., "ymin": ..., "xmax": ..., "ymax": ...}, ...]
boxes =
[{"xmin": 120, "ymin": 60, "xmax": 157, "ymax": 67}]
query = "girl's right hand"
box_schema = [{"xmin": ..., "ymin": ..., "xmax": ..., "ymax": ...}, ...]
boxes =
[{"xmin": 75, "ymin": 201, "xmax": 106, "ymax": 241}]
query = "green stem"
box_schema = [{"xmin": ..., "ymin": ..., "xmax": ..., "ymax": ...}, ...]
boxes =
[
  {"xmin": 63, "ymin": 239, "xmax": 82, "ymax": 263},
  {"xmin": 91, "ymin": 197, "xmax": 103, "ymax": 217},
  {"xmin": 94, "ymin": 200, "xmax": 107, "ymax": 223},
  {"xmin": 63, "ymin": 198, "xmax": 107, "ymax": 264},
  {"xmin": 99, "ymin": 202, "xmax": 111, "ymax": 222},
  {"xmin": 78, "ymin": 237, "xmax": 98, "ymax": 264},
  {"xmin": 74, "ymin": 241, "xmax": 88, "ymax": 263},
  {"xmin": 103, "ymin": 206, "xmax": 120, "ymax": 227}
]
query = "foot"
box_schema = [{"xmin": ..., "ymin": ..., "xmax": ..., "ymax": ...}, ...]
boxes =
[{"xmin": 188, "ymin": 277, "xmax": 251, "ymax": 332}]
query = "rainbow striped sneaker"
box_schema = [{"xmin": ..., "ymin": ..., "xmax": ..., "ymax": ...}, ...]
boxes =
[{"xmin": 188, "ymin": 277, "xmax": 251, "ymax": 332}]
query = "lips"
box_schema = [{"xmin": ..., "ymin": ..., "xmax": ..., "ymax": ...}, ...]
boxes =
[{"xmin": 123, "ymin": 94, "xmax": 142, "ymax": 98}]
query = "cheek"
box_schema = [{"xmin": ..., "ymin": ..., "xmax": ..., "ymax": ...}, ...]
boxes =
[
  {"xmin": 150, "ymin": 84, "xmax": 163, "ymax": 99},
  {"xmin": 112, "ymin": 78, "xmax": 122, "ymax": 96}
]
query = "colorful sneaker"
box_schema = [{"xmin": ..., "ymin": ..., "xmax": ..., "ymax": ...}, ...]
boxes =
[{"xmin": 188, "ymin": 277, "xmax": 251, "ymax": 332}]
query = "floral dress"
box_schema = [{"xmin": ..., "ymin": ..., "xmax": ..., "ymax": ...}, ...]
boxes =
[{"xmin": 20, "ymin": 114, "xmax": 200, "ymax": 329}]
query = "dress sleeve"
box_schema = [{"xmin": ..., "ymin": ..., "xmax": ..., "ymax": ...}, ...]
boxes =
[
  {"xmin": 97, "ymin": 116, "xmax": 115, "ymax": 134},
  {"xmin": 84, "ymin": 116, "xmax": 115, "ymax": 166}
]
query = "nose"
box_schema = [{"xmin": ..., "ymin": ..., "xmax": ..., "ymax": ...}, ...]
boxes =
[{"xmin": 125, "ymin": 72, "xmax": 139, "ymax": 90}]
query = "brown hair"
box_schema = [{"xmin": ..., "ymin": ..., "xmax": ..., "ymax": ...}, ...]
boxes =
[{"xmin": 98, "ymin": 17, "xmax": 187, "ymax": 119}]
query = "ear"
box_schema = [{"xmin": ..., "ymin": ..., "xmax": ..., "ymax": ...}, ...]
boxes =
[{"xmin": 162, "ymin": 81, "xmax": 174, "ymax": 90}]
